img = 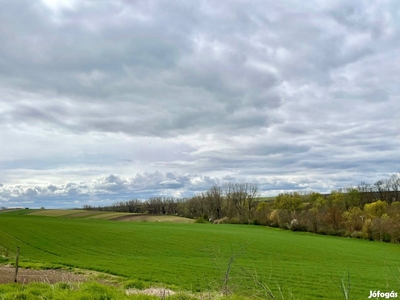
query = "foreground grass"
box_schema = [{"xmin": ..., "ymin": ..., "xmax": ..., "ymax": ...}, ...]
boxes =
[
  {"xmin": 0, "ymin": 210, "xmax": 399, "ymax": 299},
  {"xmin": 0, "ymin": 282, "xmax": 134, "ymax": 300},
  {"xmin": 0, "ymin": 281, "xmax": 180, "ymax": 300},
  {"xmin": 0, "ymin": 280, "xmax": 253, "ymax": 300}
]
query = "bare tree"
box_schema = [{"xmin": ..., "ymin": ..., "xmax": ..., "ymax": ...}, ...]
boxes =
[
  {"xmin": 192, "ymin": 193, "xmax": 208, "ymax": 218},
  {"xmin": 125, "ymin": 199, "xmax": 139, "ymax": 213},
  {"xmin": 357, "ymin": 181, "xmax": 375, "ymax": 206},
  {"xmin": 374, "ymin": 179, "xmax": 392, "ymax": 203},
  {"xmin": 178, "ymin": 194, "xmax": 207, "ymax": 219},
  {"xmin": 145, "ymin": 197, "xmax": 164, "ymax": 214},
  {"xmin": 388, "ymin": 175, "xmax": 400, "ymax": 203},
  {"xmin": 225, "ymin": 183, "xmax": 258, "ymax": 223},
  {"xmin": 184, "ymin": 197, "xmax": 199, "ymax": 218},
  {"xmin": 163, "ymin": 197, "xmax": 178, "ymax": 215},
  {"xmin": 206, "ymin": 185, "xmax": 224, "ymax": 220}
]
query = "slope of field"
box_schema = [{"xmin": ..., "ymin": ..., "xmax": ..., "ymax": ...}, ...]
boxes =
[
  {"xmin": 27, "ymin": 209, "xmax": 195, "ymax": 223},
  {"xmin": 111, "ymin": 214, "xmax": 195, "ymax": 223},
  {"xmin": 27, "ymin": 209, "xmax": 132, "ymax": 219},
  {"xmin": 27, "ymin": 209, "xmax": 86, "ymax": 217},
  {"xmin": 0, "ymin": 210, "xmax": 399, "ymax": 299}
]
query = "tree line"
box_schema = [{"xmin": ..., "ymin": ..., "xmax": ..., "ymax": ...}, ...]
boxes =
[
  {"xmin": 83, "ymin": 174, "xmax": 400, "ymax": 243},
  {"xmin": 83, "ymin": 182, "xmax": 259, "ymax": 224}
]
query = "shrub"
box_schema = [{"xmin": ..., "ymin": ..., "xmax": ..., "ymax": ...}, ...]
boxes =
[
  {"xmin": 194, "ymin": 217, "xmax": 207, "ymax": 223},
  {"xmin": 213, "ymin": 217, "xmax": 229, "ymax": 224},
  {"xmin": 269, "ymin": 209, "xmax": 279, "ymax": 227},
  {"xmin": 362, "ymin": 219, "xmax": 373, "ymax": 240},
  {"xmin": 124, "ymin": 279, "xmax": 150, "ymax": 290},
  {"xmin": 350, "ymin": 231, "xmax": 362, "ymax": 239},
  {"xmin": 229, "ymin": 217, "xmax": 241, "ymax": 224},
  {"xmin": 383, "ymin": 233, "xmax": 392, "ymax": 243},
  {"xmin": 289, "ymin": 219, "xmax": 300, "ymax": 231}
]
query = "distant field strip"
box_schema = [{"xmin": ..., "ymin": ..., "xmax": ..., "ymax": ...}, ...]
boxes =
[
  {"xmin": 27, "ymin": 209, "xmax": 195, "ymax": 222},
  {"xmin": 112, "ymin": 214, "xmax": 195, "ymax": 223},
  {"xmin": 28, "ymin": 210, "xmax": 137, "ymax": 220},
  {"xmin": 27, "ymin": 209, "xmax": 87, "ymax": 217},
  {"xmin": 0, "ymin": 210, "xmax": 399, "ymax": 299}
]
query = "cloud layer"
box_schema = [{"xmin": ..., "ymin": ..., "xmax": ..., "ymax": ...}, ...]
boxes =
[{"xmin": 1, "ymin": 0, "xmax": 399, "ymax": 207}]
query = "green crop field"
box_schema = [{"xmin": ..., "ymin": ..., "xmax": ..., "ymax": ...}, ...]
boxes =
[{"xmin": 0, "ymin": 209, "xmax": 399, "ymax": 299}]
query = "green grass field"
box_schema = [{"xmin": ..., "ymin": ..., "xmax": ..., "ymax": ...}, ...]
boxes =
[{"xmin": 0, "ymin": 209, "xmax": 399, "ymax": 299}]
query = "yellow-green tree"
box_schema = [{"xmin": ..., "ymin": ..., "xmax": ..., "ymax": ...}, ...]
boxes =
[
  {"xmin": 254, "ymin": 202, "xmax": 272, "ymax": 225},
  {"xmin": 342, "ymin": 207, "xmax": 363, "ymax": 233},
  {"xmin": 364, "ymin": 200, "xmax": 390, "ymax": 242},
  {"xmin": 274, "ymin": 192, "xmax": 302, "ymax": 212},
  {"xmin": 364, "ymin": 200, "xmax": 388, "ymax": 218},
  {"xmin": 307, "ymin": 196, "xmax": 326, "ymax": 233}
]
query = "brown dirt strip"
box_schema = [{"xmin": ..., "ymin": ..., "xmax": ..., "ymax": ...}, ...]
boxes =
[{"xmin": 0, "ymin": 266, "xmax": 87, "ymax": 284}]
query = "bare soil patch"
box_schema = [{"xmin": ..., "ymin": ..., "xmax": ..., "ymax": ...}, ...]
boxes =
[
  {"xmin": 0, "ymin": 266, "xmax": 87, "ymax": 284},
  {"xmin": 0, "ymin": 266, "xmax": 179, "ymax": 297}
]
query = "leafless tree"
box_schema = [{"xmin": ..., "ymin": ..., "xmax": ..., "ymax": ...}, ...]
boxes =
[
  {"xmin": 206, "ymin": 185, "xmax": 224, "ymax": 220},
  {"xmin": 145, "ymin": 197, "xmax": 164, "ymax": 214},
  {"xmin": 225, "ymin": 183, "xmax": 258, "ymax": 223},
  {"xmin": 374, "ymin": 179, "xmax": 392, "ymax": 203},
  {"xmin": 357, "ymin": 181, "xmax": 376, "ymax": 206},
  {"xmin": 388, "ymin": 174, "xmax": 400, "ymax": 202}
]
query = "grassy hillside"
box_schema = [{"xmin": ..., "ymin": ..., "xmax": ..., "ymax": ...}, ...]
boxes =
[{"xmin": 0, "ymin": 209, "xmax": 399, "ymax": 299}]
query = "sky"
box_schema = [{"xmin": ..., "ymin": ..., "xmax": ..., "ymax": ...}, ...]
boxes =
[{"xmin": 0, "ymin": 0, "xmax": 399, "ymax": 208}]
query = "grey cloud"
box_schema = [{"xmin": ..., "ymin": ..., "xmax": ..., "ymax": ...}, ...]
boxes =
[
  {"xmin": 0, "ymin": 0, "xmax": 287, "ymax": 137},
  {"xmin": 0, "ymin": 170, "xmax": 398, "ymax": 208},
  {"xmin": 361, "ymin": 88, "xmax": 389, "ymax": 103},
  {"xmin": 1, "ymin": 1, "xmax": 399, "ymax": 208},
  {"xmin": 0, "ymin": 172, "xmax": 222, "ymax": 205}
]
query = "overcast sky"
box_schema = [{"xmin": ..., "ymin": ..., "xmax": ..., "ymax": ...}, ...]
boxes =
[{"xmin": 1, "ymin": 0, "xmax": 399, "ymax": 208}]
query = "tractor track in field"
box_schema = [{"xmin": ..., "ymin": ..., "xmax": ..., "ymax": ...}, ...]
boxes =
[{"xmin": 0, "ymin": 229, "xmax": 60, "ymax": 257}]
